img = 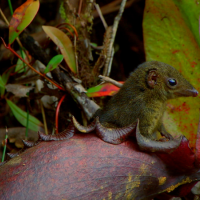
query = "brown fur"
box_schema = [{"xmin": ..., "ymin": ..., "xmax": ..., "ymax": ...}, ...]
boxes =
[{"xmin": 96, "ymin": 61, "xmax": 197, "ymax": 139}]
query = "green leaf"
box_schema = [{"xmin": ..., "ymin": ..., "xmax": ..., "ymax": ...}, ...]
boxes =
[
  {"xmin": 0, "ymin": 76, "xmax": 5, "ymax": 96},
  {"xmin": 6, "ymin": 99, "xmax": 43, "ymax": 132},
  {"xmin": 42, "ymin": 26, "xmax": 77, "ymax": 74},
  {"xmin": 0, "ymin": 76, "xmax": 5, "ymax": 88},
  {"xmin": 91, "ymin": 43, "xmax": 98, "ymax": 47},
  {"xmin": 44, "ymin": 54, "xmax": 63, "ymax": 74},
  {"xmin": 1, "ymin": 69, "xmax": 12, "ymax": 84},
  {"xmin": 9, "ymin": 0, "xmax": 40, "ymax": 44},
  {"xmin": 15, "ymin": 50, "xmax": 27, "ymax": 73},
  {"xmin": 143, "ymin": 0, "xmax": 200, "ymax": 147},
  {"xmin": 173, "ymin": 0, "xmax": 200, "ymax": 47},
  {"xmin": 0, "ymin": 68, "xmax": 13, "ymax": 96}
]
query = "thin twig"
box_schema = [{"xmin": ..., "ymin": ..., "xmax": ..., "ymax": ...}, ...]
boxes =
[
  {"xmin": 40, "ymin": 100, "xmax": 48, "ymax": 135},
  {"xmin": 94, "ymin": 3, "xmax": 108, "ymax": 29},
  {"xmin": 78, "ymin": 0, "xmax": 83, "ymax": 15},
  {"xmin": 99, "ymin": 75, "xmax": 123, "ymax": 88},
  {"xmin": 74, "ymin": 35, "xmax": 79, "ymax": 76},
  {"xmin": 0, "ymin": 8, "xmax": 9, "ymax": 25},
  {"xmin": 107, "ymin": 48, "xmax": 114, "ymax": 76},
  {"xmin": 92, "ymin": 27, "xmax": 112, "ymax": 76},
  {"xmin": 112, "ymin": 0, "xmax": 127, "ymax": 45},
  {"xmin": 103, "ymin": 0, "xmax": 127, "ymax": 76},
  {"xmin": 102, "ymin": 27, "xmax": 114, "ymax": 76},
  {"xmin": 93, "ymin": 0, "xmax": 135, "ymax": 18},
  {"xmin": 90, "ymin": 44, "xmax": 103, "ymax": 50}
]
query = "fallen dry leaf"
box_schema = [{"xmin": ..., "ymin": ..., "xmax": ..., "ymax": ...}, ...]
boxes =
[{"xmin": 6, "ymin": 84, "xmax": 33, "ymax": 97}]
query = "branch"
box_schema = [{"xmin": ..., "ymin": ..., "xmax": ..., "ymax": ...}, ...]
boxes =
[
  {"xmin": 19, "ymin": 33, "xmax": 100, "ymax": 120},
  {"xmin": 103, "ymin": 0, "xmax": 128, "ymax": 76},
  {"xmin": 99, "ymin": 75, "xmax": 123, "ymax": 88}
]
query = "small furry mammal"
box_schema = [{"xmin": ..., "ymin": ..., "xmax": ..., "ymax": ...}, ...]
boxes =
[{"xmin": 96, "ymin": 61, "xmax": 198, "ymax": 141}]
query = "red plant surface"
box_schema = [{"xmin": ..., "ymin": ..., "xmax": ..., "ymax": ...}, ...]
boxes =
[{"xmin": 1, "ymin": 124, "xmax": 200, "ymax": 199}]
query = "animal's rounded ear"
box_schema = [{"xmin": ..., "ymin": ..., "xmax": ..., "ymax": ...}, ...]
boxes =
[{"xmin": 147, "ymin": 70, "xmax": 158, "ymax": 88}]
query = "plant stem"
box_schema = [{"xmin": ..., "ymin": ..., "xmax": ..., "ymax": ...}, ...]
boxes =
[
  {"xmin": 1, "ymin": 128, "xmax": 8, "ymax": 162},
  {"xmin": 55, "ymin": 94, "xmax": 66, "ymax": 134},
  {"xmin": 25, "ymin": 109, "xmax": 29, "ymax": 140},
  {"xmin": 7, "ymin": 0, "xmax": 14, "ymax": 15}
]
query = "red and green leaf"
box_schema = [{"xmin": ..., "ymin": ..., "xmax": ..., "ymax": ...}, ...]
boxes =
[
  {"xmin": 9, "ymin": 0, "xmax": 40, "ymax": 44},
  {"xmin": 87, "ymin": 82, "xmax": 123, "ymax": 97}
]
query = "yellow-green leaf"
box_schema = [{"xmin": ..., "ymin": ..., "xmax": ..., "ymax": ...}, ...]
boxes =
[
  {"xmin": 44, "ymin": 54, "xmax": 63, "ymax": 74},
  {"xmin": 6, "ymin": 99, "xmax": 43, "ymax": 132},
  {"xmin": 42, "ymin": 26, "xmax": 77, "ymax": 74}
]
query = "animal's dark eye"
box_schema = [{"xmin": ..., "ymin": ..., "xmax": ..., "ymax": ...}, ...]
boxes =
[{"xmin": 168, "ymin": 78, "xmax": 177, "ymax": 86}]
